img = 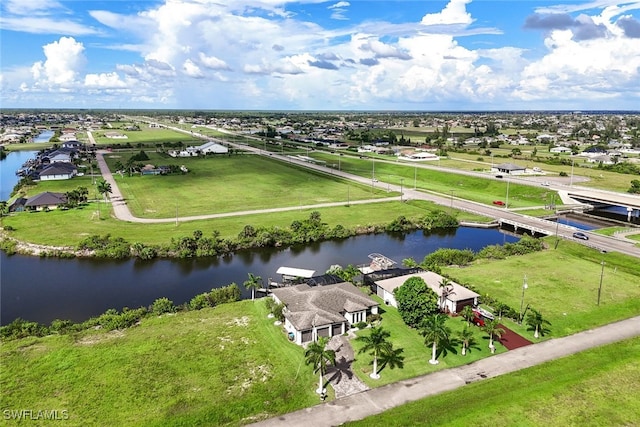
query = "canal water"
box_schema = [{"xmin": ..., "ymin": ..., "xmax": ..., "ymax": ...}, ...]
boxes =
[
  {"xmin": 33, "ymin": 130, "xmax": 54, "ymax": 143},
  {"xmin": 0, "ymin": 150, "xmax": 38, "ymax": 201},
  {"xmin": 1, "ymin": 228, "xmax": 518, "ymax": 325}
]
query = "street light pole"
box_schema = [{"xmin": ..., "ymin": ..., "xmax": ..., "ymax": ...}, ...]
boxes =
[
  {"xmin": 414, "ymin": 164, "xmax": 417, "ymax": 189},
  {"xmin": 400, "ymin": 179, "xmax": 404, "ymax": 202},
  {"xmin": 519, "ymin": 275, "xmax": 528, "ymax": 324},
  {"xmin": 597, "ymin": 260, "xmax": 605, "ymax": 306},
  {"xmin": 570, "ymin": 158, "xmax": 575, "ymax": 187},
  {"xmin": 505, "ymin": 177, "xmax": 510, "ymax": 209}
]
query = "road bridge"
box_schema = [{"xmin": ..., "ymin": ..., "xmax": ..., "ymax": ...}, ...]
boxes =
[{"xmin": 566, "ymin": 189, "xmax": 640, "ymax": 222}]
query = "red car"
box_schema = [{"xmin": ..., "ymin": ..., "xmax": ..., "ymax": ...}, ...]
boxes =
[{"xmin": 492, "ymin": 200, "xmax": 505, "ymax": 206}]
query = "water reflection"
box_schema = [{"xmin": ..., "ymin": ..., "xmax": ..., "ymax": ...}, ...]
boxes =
[{"xmin": 1, "ymin": 227, "xmax": 518, "ymax": 325}]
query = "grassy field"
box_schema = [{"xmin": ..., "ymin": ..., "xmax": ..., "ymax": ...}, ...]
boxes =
[
  {"xmin": 2, "ymin": 199, "xmax": 476, "ymax": 247},
  {"xmin": 101, "ymin": 153, "xmax": 390, "ymax": 218},
  {"xmin": 0, "ymin": 300, "xmax": 323, "ymax": 426},
  {"xmin": 442, "ymin": 239, "xmax": 640, "ymax": 337},
  {"xmin": 443, "ymin": 151, "xmax": 638, "ymax": 192},
  {"xmin": 309, "ymin": 152, "xmax": 553, "ymax": 209},
  {"xmin": 351, "ymin": 299, "xmax": 506, "ymax": 388},
  {"xmin": 348, "ymin": 336, "xmax": 640, "ymax": 427},
  {"xmin": 90, "ymin": 127, "xmax": 201, "ymax": 146}
]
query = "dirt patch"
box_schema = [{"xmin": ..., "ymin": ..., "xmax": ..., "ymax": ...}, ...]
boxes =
[
  {"xmin": 498, "ymin": 324, "xmax": 533, "ymax": 350},
  {"xmin": 76, "ymin": 330, "xmax": 125, "ymax": 345},
  {"xmin": 228, "ymin": 316, "xmax": 250, "ymax": 327}
]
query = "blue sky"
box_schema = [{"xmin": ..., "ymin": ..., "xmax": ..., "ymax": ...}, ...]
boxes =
[{"xmin": 1, "ymin": 0, "xmax": 640, "ymax": 110}]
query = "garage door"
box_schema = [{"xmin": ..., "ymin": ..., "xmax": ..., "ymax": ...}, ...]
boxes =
[
  {"xmin": 332, "ymin": 324, "xmax": 342, "ymax": 336},
  {"xmin": 317, "ymin": 327, "xmax": 330, "ymax": 337}
]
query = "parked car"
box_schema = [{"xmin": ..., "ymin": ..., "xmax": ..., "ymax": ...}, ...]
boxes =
[
  {"xmin": 472, "ymin": 307, "xmax": 495, "ymax": 327},
  {"xmin": 493, "ymin": 200, "xmax": 505, "ymax": 206},
  {"xmin": 495, "ymin": 174, "xmax": 503, "ymax": 179},
  {"xmin": 573, "ymin": 232, "xmax": 589, "ymax": 240}
]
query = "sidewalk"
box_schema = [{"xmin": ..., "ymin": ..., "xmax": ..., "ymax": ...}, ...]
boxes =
[{"xmin": 251, "ymin": 316, "xmax": 640, "ymax": 427}]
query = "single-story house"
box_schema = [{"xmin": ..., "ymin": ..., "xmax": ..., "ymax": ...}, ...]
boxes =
[
  {"xmin": 492, "ymin": 163, "xmax": 526, "ymax": 175},
  {"xmin": 185, "ymin": 141, "xmax": 229, "ymax": 155},
  {"xmin": 8, "ymin": 197, "xmax": 28, "ymax": 212},
  {"xmin": 38, "ymin": 163, "xmax": 77, "ymax": 181},
  {"xmin": 271, "ymin": 282, "xmax": 379, "ymax": 346},
  {"xmin": 374, "ymin": 271, "xmax": 480, "ymax": 314},
  {"xmin": 550, "ymin": 146, "xmax": 572, "ymax": 154},
  {"xmin": 24, "ymin": 192, "xmax": 67, "ymax": 211}
]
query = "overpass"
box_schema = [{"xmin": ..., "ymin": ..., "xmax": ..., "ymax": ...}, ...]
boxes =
[{"xmin": 565, "ymin": 189, "xmax": 640, "ymax": 222}]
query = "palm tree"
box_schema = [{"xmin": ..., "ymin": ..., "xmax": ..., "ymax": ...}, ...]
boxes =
[
  {"xmin": 304, "ymin": 336, "xmax": 336, "ymax": 395},
  {"xmin": 482, "ymin": 319, "xmax": 505, "ymax": 354},
  {"xmin": 243, "ymin": 273, "xmax": 262, "ymax": 301},
  {"xmin": 458, "ymin": 326, "xmax": 476, "ymax": 356},
  {"xmin": 96, "ymin": 179, "xmax": 112, "ymax": 203},
  {"xmin": 355, "ymin": 326, "xmax": 392, "ymax": 379},
  {"xmin": 526, "ymin": 309, "xmax": 551, "ymax": 338},
  {"xmin": 420, "ymin": 314, "xmax": 451, "ymax": 365},
  {"xmin": 460, "ymin": 305, "xmax": 474, "ymax": 326},
  {"xmin": 438, "ymin": 278, "xmax": 454, "ymax": 313}
]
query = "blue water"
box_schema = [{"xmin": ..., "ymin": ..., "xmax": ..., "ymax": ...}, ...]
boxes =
[
  {"xmin": 33, "ymin": 130, "xmax": 54, "ymax": 143},
  {"xmin": 1, "ymin": 227, "xmax": 518, "ymax": 325},
  {"xmin": 0, "ymin": 150, "xmax": 38, "ymax": 200}
]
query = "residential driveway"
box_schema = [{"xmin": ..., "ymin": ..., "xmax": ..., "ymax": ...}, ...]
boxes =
[
  {"xmin": 325, "ymin": 334, "xmax": 369, "ymax": 399},
  {"xmin": 251, "ymin": 315, "xmax": 640, "ymax": 427}
]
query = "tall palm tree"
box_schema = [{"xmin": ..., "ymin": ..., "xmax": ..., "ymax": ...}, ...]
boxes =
[
  {"xmin": 526, "ymin": 309, "xmax": 551, "ymax": 338},
  {"xmin": 304, "ymin": 336, "xmax": 336, "ymax": 395},
  {"xmin": 457, "ymin": 326, "xmax": 476, "ymax": 356},
  {"xmin": 482, "ymin": 319, "xmax": 505, "ymax": 353},
  {"xmin": 420, "ymin": 314, "xmax": 451, "ymax": 365},
  {"xmin": 460, "ymin": 305, "xmax": 474, "ymax": 326},
  {"xmin": 95, "ymin": 179, "xmax": 112, "ymax": 219},
  {"xmin": 96, "ymin": 179, "xmax": 112, "ymax": 203},
  {"xmin": 243, "ymin": 273, "xmax": 262, "ymax": 301},
  {"xmin": 355, "ymin": 326, "xmax": 392, "ymax": 379},
  {"xmin": 438, "ymin": 278, "xmax": 454, "ymax": 313}
]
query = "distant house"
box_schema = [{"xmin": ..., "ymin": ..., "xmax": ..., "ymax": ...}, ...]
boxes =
[
  {"xmin": 38, "ymin": 163, "xmax": 77, "ymax": 181},
  {"xmin": 374, "ymin": 271, "xmax": 480, "ymax": 314},
  {"xmin": 271, "ymin": 282, "xmax": 379, "ymax": 346},
  {"xmin": 492, "ymin": 163, "xmax": 526, "ymax": 175},
  {"xmin": 8, "ymin": 197, "xmax": 28, "ymax": 213},
  {"xmin": 550, "ymin": 146, "xmax": 572, "ymax": 154},
  {"xmin": 25, "ymin": 192, "xmax": 67, "ymax": 211}
]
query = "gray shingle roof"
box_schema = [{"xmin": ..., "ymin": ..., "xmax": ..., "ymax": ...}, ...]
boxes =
[
  {"xmin": 25, "ymin": 192, "xmax": 67, "ymax": 207},
  {"xmin": 272, "ymin": 282, "xmax": 378, "ymax": 330}
]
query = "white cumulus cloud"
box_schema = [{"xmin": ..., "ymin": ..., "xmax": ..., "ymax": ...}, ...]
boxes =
[
  {"xmin": 31, "ymin": 36, "xmax": 86, "ymax": 87},
  {"xmin": 421, "ymin": 0, "xmax": 474, "ymax": 26}
]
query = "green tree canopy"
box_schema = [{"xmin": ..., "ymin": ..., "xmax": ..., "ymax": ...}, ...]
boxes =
[{"xmin": 394, "ymin": 277, "xmax": 439, "ymax": 328}]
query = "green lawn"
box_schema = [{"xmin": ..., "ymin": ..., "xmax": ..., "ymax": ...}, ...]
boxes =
[
  {"xmin": 91, "ymin": 127, "xmax": 200, "ymax": 146},
  {"xmin": 102, "ymin": 153, "xmax": 390, "ymax": 218},
  {"xmin": 348, "ymin": 336, "xmax": 640, "ymax": 427},
  {"xmin": 351, "ymin": 299, "xmax": 506, "ymax": 388},
  {"xmin": 0, "ymin": 301, "xmax": 321, "ymax": 426},
  {"xmin": 2, "ymin": 199, "xmax": 465, "ymax": 247},
  {"xmin": 442, "ymin": 239, "xmax": 640, "ymax": 337}
]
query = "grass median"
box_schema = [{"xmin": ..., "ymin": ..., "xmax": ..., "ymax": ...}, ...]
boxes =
[{"xmin": 348, "ymin": 336, "xmax": 640, "ymax": 426}]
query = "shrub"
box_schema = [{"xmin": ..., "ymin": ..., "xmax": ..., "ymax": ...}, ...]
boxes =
[
  {"xmin": 189, "ymin": 293, "xmax": 211, "ymax": 310},
  {"xmin": 394, "ymin": 276, "xmax": 439, "ymax": 328},
  {"xmin": 152, "ymin": 297, "xmax": 175, "ymax": 315}
]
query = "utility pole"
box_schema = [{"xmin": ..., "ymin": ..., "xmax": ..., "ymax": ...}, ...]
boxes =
[
  {"xmin": 597, "ymin": 261, "xmax": 605, "ymax": 306},
  {"xmin": 400, "ymin": 179, "xmax": 404, "ymax": 202},
  {"xmin": 414, "ymin": 164, "xmax": 417, "ymax": 189}
]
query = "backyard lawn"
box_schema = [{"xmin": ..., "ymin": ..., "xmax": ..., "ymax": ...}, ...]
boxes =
[{"xmin": 0, "ymin": 301, "xmax": 321, "ymax": 426}]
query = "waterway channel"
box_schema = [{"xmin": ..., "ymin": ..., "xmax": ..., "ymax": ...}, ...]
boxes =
[{"xmin": 1, "ymin": 228, "xmax": 519, "ymax": 325}]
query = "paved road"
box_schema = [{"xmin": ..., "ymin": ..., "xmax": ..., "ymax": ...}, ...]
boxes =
[{"xmin": 251, "ymin": 316, "xmax": 640, "ymax": 427}]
